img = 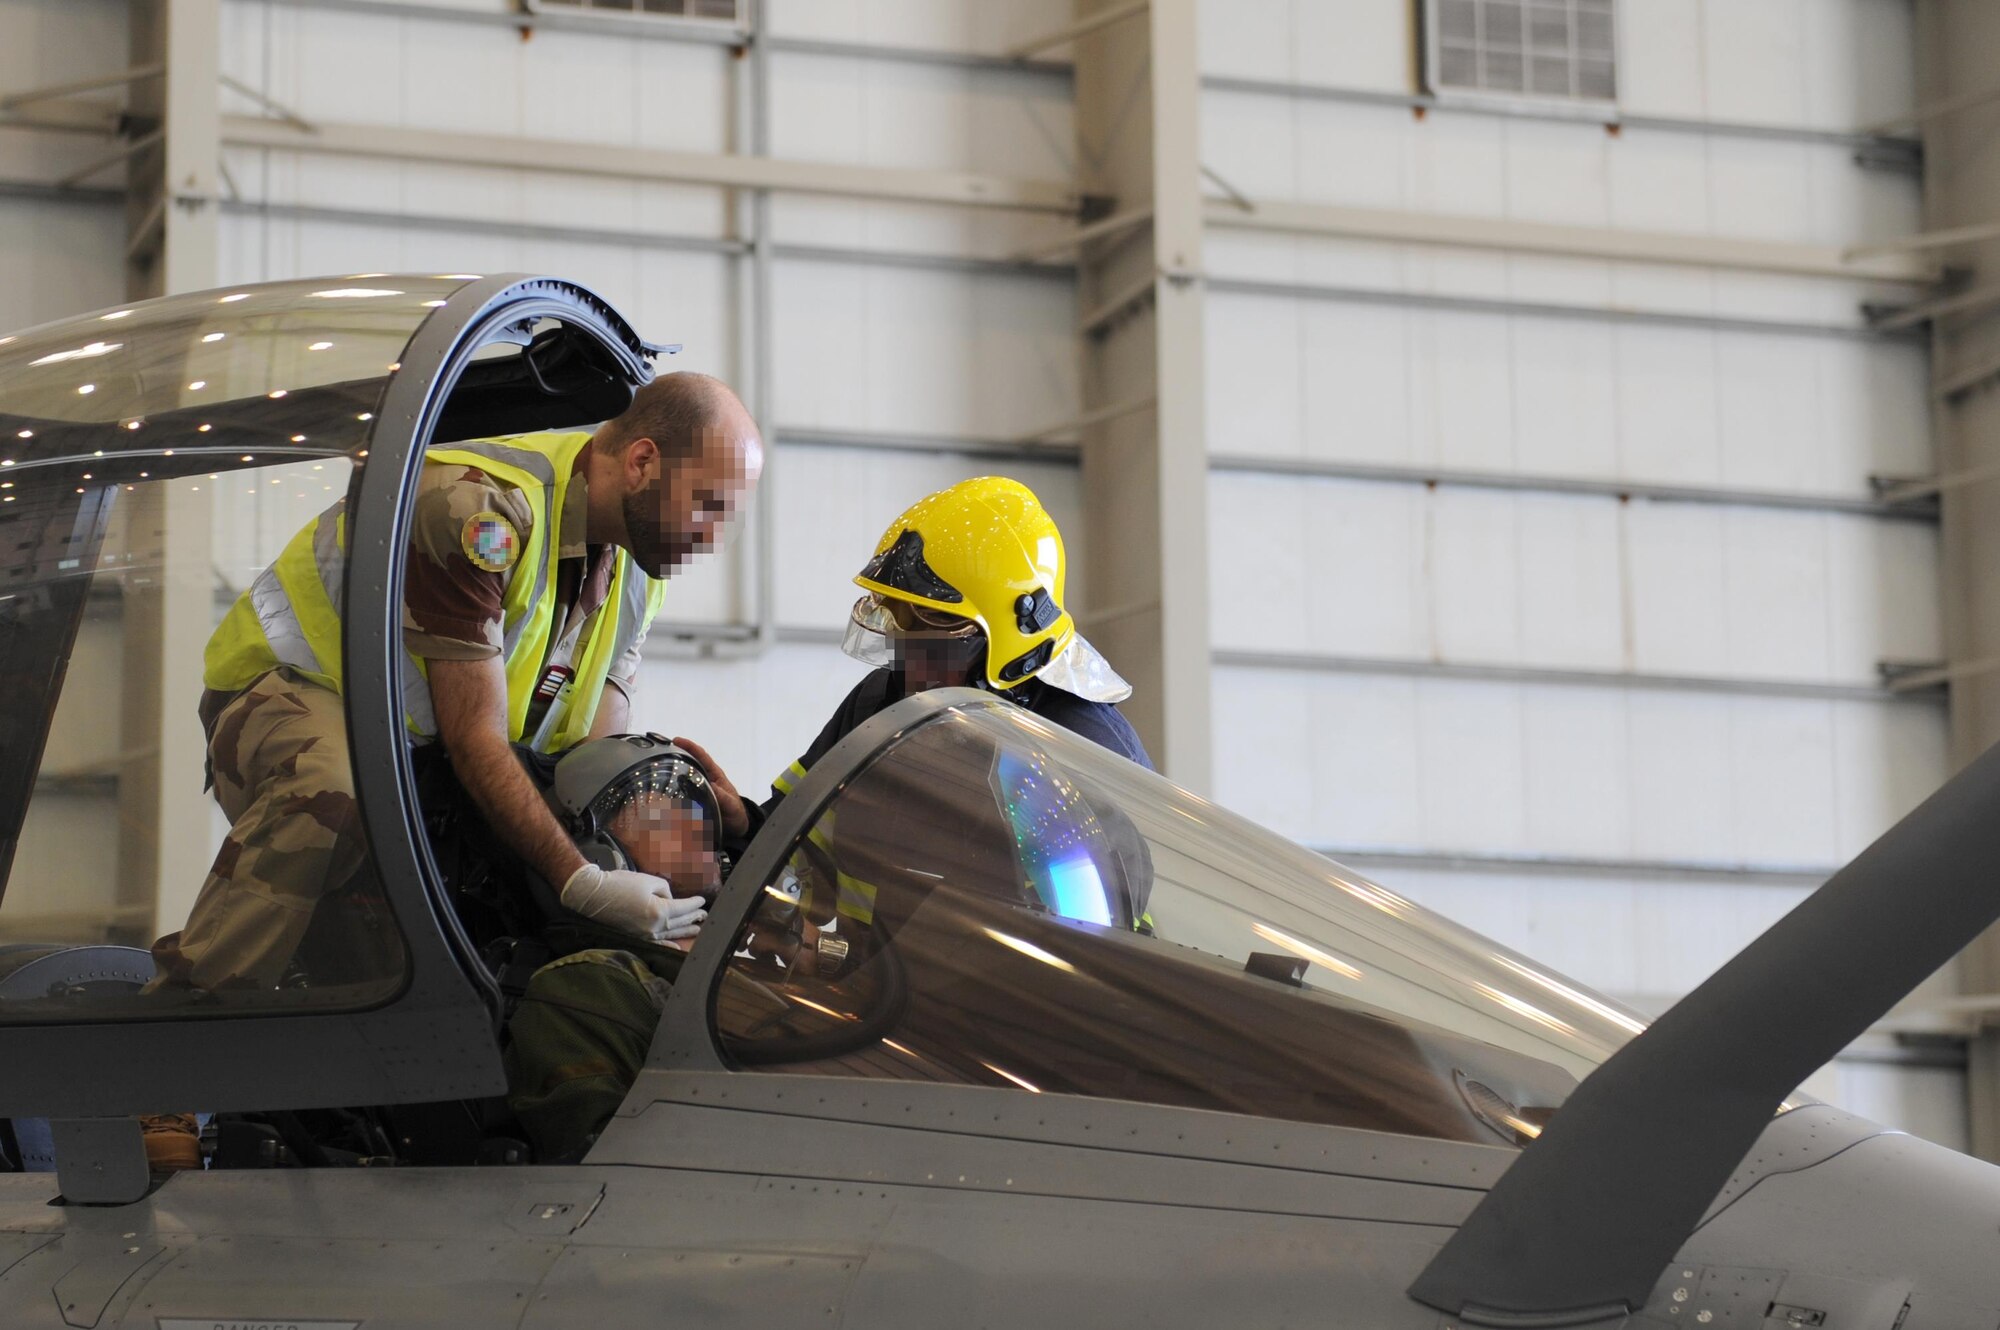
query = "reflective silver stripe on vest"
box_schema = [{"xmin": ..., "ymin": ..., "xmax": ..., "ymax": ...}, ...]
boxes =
[
  {"xmin": 438, "ymin": 438, "xmax": 559, "ymax": 487},
  {"xmin": 248, "ymin": 566, "xmax": 319, "ymax": 676},
  {"xmin": 500, "ymin": 521, "xmax": 552, "ymax": 665},
  {"xmin": 607, "ymin": 555, "xmax": 653, "ymax": 664},
  {"xmin": 314, "ymin": 498, "xmax": 346, "ymax": 612},
  {"xmin": 249, "ymin": 499, "xmax": 347, "ymax": 679}
]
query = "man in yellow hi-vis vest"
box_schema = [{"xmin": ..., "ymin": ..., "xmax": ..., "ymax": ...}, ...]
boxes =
[{"xmin": 151, "ymin": 372, "xmax": 763, "ymax": 994}]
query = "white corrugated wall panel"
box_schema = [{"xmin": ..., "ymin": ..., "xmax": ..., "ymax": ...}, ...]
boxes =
[
  {"xmin": 1205, "ymin": 287, "xmax": 1934, "ymax": 500},
  {"xmin": 1365, "ymin": 865, "xmax": 1814, "ymax": 1002},
  {"xmin": 1201, "ymin": 93, "xmax": 1921, "ymax": 253},
  {"xmin": 1208, "ymin": 473, "xmax": 1942, "ymax": 686},
  {"xmin": 772, "ymin": 262, "xmax": 1077, "ymax": 441},
  {"xmin": 764, "ymin": 0, "xmax": 1070, "ymax": 54},
  {"xmin": 0, "ymin": 0, "xmax": 127, "ymax": 326},
  {"xmin": 765, "ymin": 48, "xmax": 1075, "ymax": 257},
  {"xmin": 1210, "ymin": 666, "xmax": 1948, "ymax": 871}
]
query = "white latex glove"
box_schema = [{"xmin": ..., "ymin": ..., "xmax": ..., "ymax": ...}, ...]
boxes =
[{"xmin": 560, "ymin": 863, "xmax": 707, "ymax": 941}]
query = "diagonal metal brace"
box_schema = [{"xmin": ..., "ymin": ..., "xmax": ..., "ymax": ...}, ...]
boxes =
[{"xmin": 0, "ymin": 63, "xmax": 162, "ymax": 112}]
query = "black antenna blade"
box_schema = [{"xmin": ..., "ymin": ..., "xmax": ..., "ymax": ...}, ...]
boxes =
[{"xmin": 1409, "ymin": 737, "xmax": 2000, "ymax": 1324}]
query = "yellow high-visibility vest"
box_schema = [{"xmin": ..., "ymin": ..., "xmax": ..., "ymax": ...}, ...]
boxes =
[{"xmin": 203, "ymin": 431, "xmax": 668, "ymax": 751}]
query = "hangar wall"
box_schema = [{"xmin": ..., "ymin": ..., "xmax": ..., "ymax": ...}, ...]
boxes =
[
  {"xmin": 0, "ymin": 0, "xmax": 1968, "ymax": 1147},
  {"xmin": 207, "ymin": 0, "xmax": 1084, "ymax": 786},
  {"xmin": 1196, "ymin": 0, "xmax": 1960, "ymax": 1144}
]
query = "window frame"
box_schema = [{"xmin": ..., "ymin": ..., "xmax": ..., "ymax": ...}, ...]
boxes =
[
  {"xmin": 1421, "ymin": 0, "xmax": 1620, "ymax": 119},
  {"xmin": 0, "ymin": 274, "xmax": 660, "ymax": 1118},
  {"xmin": 520, "ymin": 0, "xmax": 746, "ymax": 35}
]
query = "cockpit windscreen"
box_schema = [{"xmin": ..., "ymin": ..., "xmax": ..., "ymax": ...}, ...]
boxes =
[{"xmin": 714, "ymin": 703, "xmax": 1649, "ymax": 1147}]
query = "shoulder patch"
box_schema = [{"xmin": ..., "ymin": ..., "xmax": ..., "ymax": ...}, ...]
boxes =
[{"xmin": 461, "ymin": 511, "xmax": 521, "ymax": 573}]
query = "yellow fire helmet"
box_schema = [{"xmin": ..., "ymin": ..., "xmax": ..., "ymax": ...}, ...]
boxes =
[{"xmin": 846, "ymin": 476, "xmax": 1132, "ymax": 703}]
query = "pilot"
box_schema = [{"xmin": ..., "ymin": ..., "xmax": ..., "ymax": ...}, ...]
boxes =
[
  {"xmin": 150, "ymin": 372, "xmax": 763, "ymax": 995},
  {"xmin": 502, "ymin": 735, "xmax": 728, "ymax": 1162},
  {"xmin": 675, "ymin": 475, "xmax": 1151, "ymax": 852}
]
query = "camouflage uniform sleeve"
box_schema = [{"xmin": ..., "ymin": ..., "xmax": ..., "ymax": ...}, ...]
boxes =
[{"xmin": 401, "ymin": 466, "xmax": 535, "ymax": 662}]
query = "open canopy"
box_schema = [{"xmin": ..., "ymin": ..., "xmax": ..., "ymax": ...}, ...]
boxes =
[{"xmin": 0, "ymin": 273, "xmax": 658, "ymax": 1119}]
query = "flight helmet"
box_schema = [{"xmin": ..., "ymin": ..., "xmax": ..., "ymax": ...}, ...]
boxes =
[{"xmin": 552, "ymin": 734, "xmax": 721, "ymax": 872}]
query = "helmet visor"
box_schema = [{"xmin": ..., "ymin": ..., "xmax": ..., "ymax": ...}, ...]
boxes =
[{"xmin": 843, "ymin": 593, "xmax": 985, "ymax": 685}]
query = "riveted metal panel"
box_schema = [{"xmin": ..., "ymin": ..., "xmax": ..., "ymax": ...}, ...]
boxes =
[
  {"xmin": 519, "ymin": 1248, "xmax": 860, "ymax": 1330},
  {"xmin": 129, "ymin": 1236, "xmax": 564, "ymax": 1329},
  {"xmin": 604, "ymin": 1070, "xmax": 1516, "ymax": 1204}
]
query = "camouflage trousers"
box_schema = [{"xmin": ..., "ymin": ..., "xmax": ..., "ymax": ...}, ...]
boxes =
[{"xmin": 150, "ymin": 669, "xmax": 374, "ymax": 993}]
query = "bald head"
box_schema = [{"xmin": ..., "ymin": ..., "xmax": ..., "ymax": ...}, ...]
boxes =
[
  {"xmin": 596, "ymin": 371, "xmax": 757, "ymax": 462},
  {"xmin": 585, "ymin": 371, "xmax": 763, "ymax": 578}
]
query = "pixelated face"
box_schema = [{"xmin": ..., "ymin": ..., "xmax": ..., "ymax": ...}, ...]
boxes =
[
  {"xmin": 609, "ymin": 794, "xmax": 721, "ymax": 895},
  {"xmin": 623, "ymin": 428, "xmax": 763, "ymax": 578},
  {"xmin": 887, "ymin": 600, "xmax": 984, "ymax": 692}
]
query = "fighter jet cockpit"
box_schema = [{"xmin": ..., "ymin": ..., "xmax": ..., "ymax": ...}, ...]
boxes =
[
  {"xmin": 697, "ymin": 692, "xmax": 1646, "ymax": 1149},
  {"xmin": 0, "ymin": 273, "xmax": 1654, "ymax": 1189},
  {"xmin": 0, "ymin": 275, "xmax": 666, "ymax": 1170}
]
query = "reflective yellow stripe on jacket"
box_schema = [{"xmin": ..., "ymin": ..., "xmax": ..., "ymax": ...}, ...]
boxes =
[{"xmin": 204, "ymin": 431, "xmax": 668, "ymax": 750}]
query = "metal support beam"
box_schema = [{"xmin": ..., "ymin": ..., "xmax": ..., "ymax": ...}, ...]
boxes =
[
  {"xmin": 221, "ymin": 115, "xmax": 1081, "ymax": 214},
  {"xmin": 1012, "ymin": 204, "xmax": 1153, "ymax": 263},
  {"xmin": 122, "ymin": 0, "xmax": 219, "ymax": 945},
  {"xmin": 1074, "ymin": 0, "xmax": 1214, "ymax": 789},
  {"xmin": 256, "ymin": 0, "xmax": 1077, "ymax": 78},
  {"xmin": 1204, "ymin": 197, "xmax": 1941, "ymax": 285},
  {"xmin": 1018, "ymin": 394, "xmax": 1157, "ymax": 445},
  {"xmin": 1212, "ymin": 648, "xmax": 1937, "ymax": 705},
  {"xmin": 268, "ymin": 0, "xmax": 745, "ymax": 43},
  {"xmin": 1865, "ymin": 76, "xmax": 2000, "ymax": 135},
  {"xmin": 777, "ymin": 426, "xmax": 1079, "ymax": 466},
  {"xmin": 218, "ymin": 195, "xmax": 747, "ymax": 257},
  {"xmin": 1869, "ymin": 275, "xmax": 2000, "ymax": 331},
  {"xmin": 1883, "ymin": 655, "xmax": 2000, "ymax": 694},
  {"xmin": 56, "ymin": 127, "xmax": 163, "ymax": 189},
  {"xmin": 1077, "ymin": 269, "xmax": 1158, "ymax": 335},
  {"xmin": 1203, "ymin": 73, "xmax": 1924, "ymax": 161},
  {"xmin": 762, "ymin": 35, "xmax": 1070, "ymax": 79},
  {"xmin": 1206, "ymin": 273, "xmax": 1913, "ymax": 344},
  {"xmin": 210, "ymin": 196, "xmax": 1077, "ymax": 280},
  {"xmin": 0, "ymin": 99, "xmax": 123, "ymax": 136},
  {"xmin": 1874, "ymin": 459, "xmax": 2000, "ymax": 505},
  {"xmin": 1937, "ymin": 347, "xmax": 2000, "ymax": 399},
  {"xmin": 772, "ymin": 241, "xmax": 1072, "ymax": 282},
  {"xmin": 217, "ymin": 72, "xmax": 315, "ymax": 133},
  {"xmin": 0, "ymin": 63, "xmax": 161, "ymax": 112},
  {"xmin": 1213, "ymin": 454, "xmax": 1938, "ymax": 521},
  {"xmin": 1005, "ymin": 0, "xmax": 1148, "ymax": 60},
  {"xmin": 741, "ymin": 0, "xmax": 776, "ymax": 654},
  {"xmin": 1847, "ymin": 218, "xmax": 2000, "ymax": 260}
]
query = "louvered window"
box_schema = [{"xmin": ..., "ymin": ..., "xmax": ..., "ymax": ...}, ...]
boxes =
[
  {"xmin": 1426, "ymin": 0, "xmax": 1617, "ymax": 104},
  {"xmin": 526, "ymin": 0, "xmax": 742, "ymax": 22}
]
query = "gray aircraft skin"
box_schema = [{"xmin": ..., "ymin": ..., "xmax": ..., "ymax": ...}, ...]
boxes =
[{"xmin": 0, "ymin": 276, "xmax": 1996, "ymax": 1330}]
